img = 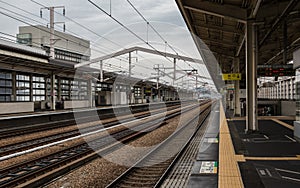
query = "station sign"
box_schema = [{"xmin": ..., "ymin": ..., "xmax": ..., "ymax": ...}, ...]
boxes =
[
  {"xmin": 199, "ymin": 161, "xmax": 218, "ymax": 174},
  {"xmin": 205, "ymin": 138, "xmax": 219, "ymax": 143},
  {"xmin": 257, "ymin": 64, "xmax": 294, "ymax": 77},
  {"xmin": 144, "ymin": 88, "xmax": 151, "ymax": 93},
  {"xmin": 222, "ymin": 73, "xmax": 241, "ymax": 80},
  {"xmin": 226, "ymin": 84, "xmax": 235, "ymax": 90}
]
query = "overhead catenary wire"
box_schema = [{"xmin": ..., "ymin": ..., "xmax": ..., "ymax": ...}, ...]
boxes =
[
  {"xmin": 125, "ymin": 0, "xmax": 210, "ymax": 79},
  {"xmin": 2, "ymin": 0, "xmax": 211, "ymax": 89},
  {"xmin": 88, "ymin": 0, "xmax": 180, "ymax": 66},
  {"xmin": 0, "ymin": 3, "xmax": 155, "ymax": 77},
  {"xmin": 0, "ymin": 0, "xmax": 115, "ymax": 55},
  {"xmin": 125, "ymin": 0, "xmax": 179, "ymax": 55},
  {"xmin": 30, "ymin": 0, "xmax": 181, "ymax": 76},
  {"xmin": 30, "ymin": 0, "xmax": 124, "ymax": 51},
  {"xmin": 0, "ymin": 10, "xmax": 91, "ymax": 50},
  {"xmin": 31, "ymin": 0, "xmax": 200, "ymax": 81},
  {"xmin": 0, "ymin": 4, "xmax": 128, "ymax": 64}
]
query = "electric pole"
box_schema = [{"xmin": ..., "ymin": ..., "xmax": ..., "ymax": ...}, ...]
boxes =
[
  {"xmin": 40, "ymin": 6, "xmax": 65, "ymax": 59},
  {"xmin": 40, "ymin": 6, "xmax": 65, "ymax": 110}
]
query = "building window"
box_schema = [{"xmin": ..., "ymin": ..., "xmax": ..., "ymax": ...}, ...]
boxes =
[
  {"xmin": 61, "ymin": 78, "xmax": 70, "ymax": 100},
  {"xmin": 46, "ymin": 78, "xmax": 58, "ymax": 100},
  {"xmin": 79, "ymin": 81, "xmax": 88, "ymax": 100},
  {"xmin": 33, "ymin": 76, "xmax": 45, "ymax": 101},
  {"xmin": 0, "ymin": 72, "xmax": 12, "ymax": 102},
  {"xmin": 16, "ymin": 74, "xmax": 30, "ymax": 101},
  {"xmin": 134, "ymin": 87, "xmax": 141, "ymax": 97},
  {"xmin": 71, "ymin": 80, "xmax": 88, "ymax": 100}
]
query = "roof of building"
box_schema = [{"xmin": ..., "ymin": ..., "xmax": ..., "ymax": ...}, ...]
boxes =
[{"xmin": 0, "ymin": 38, "xmax": 47, "ymax": 58}]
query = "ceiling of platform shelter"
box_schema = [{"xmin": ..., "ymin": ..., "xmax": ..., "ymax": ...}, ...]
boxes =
[{"xmin": 176, "ymin": 0, "xmax": 300, "ymax": 76}]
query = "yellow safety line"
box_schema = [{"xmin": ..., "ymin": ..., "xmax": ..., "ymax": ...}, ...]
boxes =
[
  {"xmin": 272, "ymin": 118, "xmax": 294, "ymax": 131},
  {"xmin": 228, "ymin": 116, "xmax": 295, "ymax": 121},
  {"xmin": 219, "ymin": 101, "xmax": 244, "ymax": 188},
  {"xmin": 244, "ymin": 156, "xmax": 300, "ymax": 161}
]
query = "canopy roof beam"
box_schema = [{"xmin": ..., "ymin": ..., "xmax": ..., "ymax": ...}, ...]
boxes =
[{"xmin": 75, "ymin": 46, "xmax": 203, "ymax": 69}]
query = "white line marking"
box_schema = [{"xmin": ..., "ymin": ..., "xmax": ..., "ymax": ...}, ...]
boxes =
[
  {"xmin": 0, "ymin": 103, "xmax": 196, "ymax": 161},
  {"xmin": 285, "ymin": 135, "xmax": 297, "ymax": 142},
  {"xmin": 264, "ymin": 135, "xmax": 269, "ymax": 139},
  {"xmin": 276, "ymin": 168, "xmax": 300, "ymax": 175},
  {"xmin": 281, "ymin": 176, "xmax": 300, "ymax": 182}
]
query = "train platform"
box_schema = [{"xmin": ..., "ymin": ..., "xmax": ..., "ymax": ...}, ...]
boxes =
[
  {"xmin": 186, "ymin": 100, "xmax": 299, "ymax": 188},
  {"xmin": 218, "ymin": 103, "xmax": 300, "ymax": 187},
  {"xmin": 0, "ymin": 101, "xmax": 182, "ymax": 121}
]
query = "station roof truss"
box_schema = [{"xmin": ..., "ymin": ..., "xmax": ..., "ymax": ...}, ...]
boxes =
[
  {"xmin": 74, "ymin": 46, "xmax": 204, "ymax": 69},
  {"xmin": 176, "ymin": 0, "xmax": 300, "ymax": 76},
  {"xmin": 0, "ymin": 42, "xmax": 180, "ymax": 91}
]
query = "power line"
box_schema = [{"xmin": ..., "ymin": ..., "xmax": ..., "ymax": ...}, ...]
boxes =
[
  {"xmin": 1, "ymin": 1, "xmax": 210, "ymax": 87},
  {"xmin": 30, "ymin": 0, "xmax": 199, "ymax": 81},
  {"xmin": 29, "ymin": 0, "xmax": 168, "ymax": 74},
  {"xmin": 88, "ymin": 0, "xmax": 178, "ymax": 66},
  {"xmin": 125, "ymin": 0, "xmax": 178, "ymax": 55},
  {"xmin": 125, "ymin": 0, "xmax": 211, "ymax": 81},
  {"xmin": 30, "ymin": 0, "xmax": 123, "ymax": 51}
]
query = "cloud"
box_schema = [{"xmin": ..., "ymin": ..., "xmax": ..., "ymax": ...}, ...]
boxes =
[{"xmin": 0, "ymin": 0, "xmax": 212, "ymax": 85}]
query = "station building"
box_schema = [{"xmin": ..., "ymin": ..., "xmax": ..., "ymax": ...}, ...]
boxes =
[
  {"xmin": 17, "ymin": 25, "xmax": 90, "ymax": 63},
  {"xmin": 258, "ymin": 76, "xmax": 296, "ymax": 100},
  {"xmin": 0, "ymin": 26, "xmax": 193, "ymax": 115}
]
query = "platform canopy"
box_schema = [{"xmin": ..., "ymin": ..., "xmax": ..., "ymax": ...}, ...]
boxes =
[{"xmin": 176, "ymin": 0, "xmax": 300, "ymax": 88}]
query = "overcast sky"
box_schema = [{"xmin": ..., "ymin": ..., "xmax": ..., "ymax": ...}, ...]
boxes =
[{"xmin": 0, "ymin": 0, "xmax": 213, "ymax": 88}]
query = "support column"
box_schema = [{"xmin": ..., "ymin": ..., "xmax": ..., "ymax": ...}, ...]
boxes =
[
  {"xmin": 128, "ymin": 53, "xmax": 132, "ymax": 104},
  {"xmin": 234, "ymin": 58, "xmax": 241, "ymax": 116},
  {"xmin": 51, "ymin": 73, "xmax": 56, "ymax": 110},
  {"xmin": 88, "ymin": 79, "xmax": 93, "ymax": 107},
  {"xmin": 141, "ymin": 86, "xmax": 145, "ymax": 103},
  {"xmin": 112, "ymin": 83, "xmax": 117, "ymax": 105},
  {"xmin": 129, "ymin": 52, "xmax": 132, "ymax": 77},
  {"xmin": 246, "ymin": 20, "xmax": 258, "ymax": 132},
  {"xmin": 196, "ymin": 76, "xmax": 198, "ymax": 90},
  {"xmin": 100, "ymin": 60, "xmax": 103, "ymax": 82},
  {"xmin": 57, "ymin": 77, "xmax": 61, "ymax": 101},
  {"xmin": 29, "ymin": 74, "xmax": 33, "ymax": 102},
  {"xmin": 12, "ymin": 71, "xmax": 16, "ymax": 101},
  {"xmin": 49, "ymin": 7, "xmax": 55, "ymax": 59},
  {"xmin": 173, "ymin": 58, "xmax": 176, "ymax": 86}
]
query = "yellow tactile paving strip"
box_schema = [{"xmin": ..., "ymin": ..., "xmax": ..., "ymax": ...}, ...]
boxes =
[
  {"xmin": 220, "ymin": 111, "xmax": 298, "ymax": 187},
  {"xmin": 271, "ymin": 118, "xmax": 294, "ymax": 131},
  {"xmin": 228, "ymin": 116, "xmax": 295, "ymax": 121},
  {"xmin": 243, "ymin": 156, "xmax": 300, "ymax": 161},
  {"xmin": 219, "ymin": 102, "xmax": 244, "ymax": 188}
]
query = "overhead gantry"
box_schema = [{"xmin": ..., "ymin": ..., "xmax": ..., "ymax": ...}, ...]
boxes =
[{"xmin": 74, "ymin": 46, "xmax": 210, "ymax": 89}]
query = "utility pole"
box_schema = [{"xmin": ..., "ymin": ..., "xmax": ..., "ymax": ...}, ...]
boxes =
[
  {"xmin": 153, "ymin": 64, "xmax": 163, "ymax": 101},
  {"xmin": 173, "ymin": 58, "xmax": 176, "ymax": 86},
  {"xmin": 99, "ymin": 60, "xmax": 103, "ymax": 82},
  {"xmin": 40, "ymin": 6, "xmax": 65, "ymax": 59},
  {"xmin": 49, "ymin": 7, "xmax": 55, "ymax": 59},
  {"xmin": 40, "ymin": 6, "xmax": 65, "ymax": 110},
  {"xmin": 129, "ymin": 52, "xmax": 132, "ymax": 77}
]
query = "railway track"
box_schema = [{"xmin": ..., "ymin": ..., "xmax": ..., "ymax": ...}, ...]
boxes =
[
  {"xmin": 0, "ymin": 100, "xmax": 190, "ymax": 139},
  {"xmin": 161, "ymin": 102, "xmax": 219, "ymax": 187},
  {"xmin": 106, "ymin": 102, "xmax": 212, "ymax": 188},
  {"xmin": 0, "ymin": 101, "xmax": 195, "ymax": 157},
  {"xmin": 0, "ymin": 101, "xmax": 209, "ymax": 188}
]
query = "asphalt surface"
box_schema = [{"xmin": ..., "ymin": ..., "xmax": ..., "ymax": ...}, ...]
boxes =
[
  {"xmin": 228, "ymin": 120, "xmax": 300, "ymax": 157},
  {"xmin": 229, "ymin": 120, "xmax": 300, "ymax": 187}
]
